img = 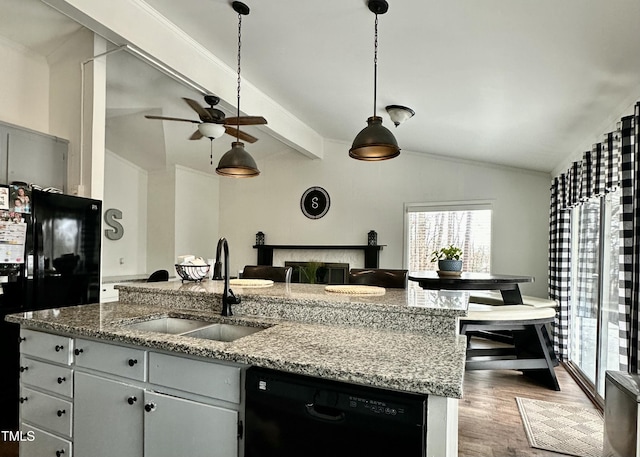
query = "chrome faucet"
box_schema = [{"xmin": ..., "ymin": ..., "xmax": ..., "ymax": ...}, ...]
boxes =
[{"xmin": 213, "ymin": 237, "xmax": 240, "ymax": 316}]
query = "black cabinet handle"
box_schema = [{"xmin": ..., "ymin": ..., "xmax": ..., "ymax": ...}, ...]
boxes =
[
  {"xmin": 144, "ymin": 402, "xmax": 156, "ymax": 413},
  {"xmin": 19, "ymin": 366, "xmax": 28, "ymax": 373},
  {"xmin": 127, "ymin": 396, "xmax": 137, "ymax": 405},
  {"xmin": 19, "ymin": 397, "xmax": 28, "ymax": 404},
  {"xmin": 57, "ymin": 409, "xmax": 66, "ymax": 417},
  {"xmin": 57, "ymin": 377, "xmax": 66, "ymax": 384},
  {"xmin": 55, "ymin": 345, "xmax": 64, "ymax": 352},
  {"xmin": 128, "ymin": 358, "xmax": 138, "ymax": 367},
  {"xmin": 74, "ymin": 348, "xmax": 83, "ymax": 356},
  {"xmin": 56, "ymin": 450, "xmax": 65, "ymax": 457},
  {"xmin": 19, "ymin": 336, "xmax": 25, "ymax": 343}
]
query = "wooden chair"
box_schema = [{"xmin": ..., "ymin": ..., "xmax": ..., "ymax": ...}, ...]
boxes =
[
  {"xmin": 348, "ymin": 268, "xmax": 408, "ymax": 289},
  {"xmin": 242, "ymin": 265, "xmax": 292, "ymax": 283}
]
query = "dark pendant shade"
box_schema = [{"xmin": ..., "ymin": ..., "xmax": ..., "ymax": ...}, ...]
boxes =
[
  {"xmin": 349, "ymin": 116, "xmax": 400, "ymax": 161},
  {"xmin": 216, "ymin": 141, "xmax": 260, "ymax": 177}
]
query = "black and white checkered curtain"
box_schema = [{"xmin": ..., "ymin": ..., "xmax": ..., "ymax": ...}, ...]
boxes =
[
  {"xmin": 549, "ymin": 127, "xmax": 622, "ymax": 362},
  {"xmin": 549, "ymin": 176, "xmax": 571, "ymax": 358},
  {"xmin": 619, "ymin": 109, "xmax": 639, "ymax": 373}
]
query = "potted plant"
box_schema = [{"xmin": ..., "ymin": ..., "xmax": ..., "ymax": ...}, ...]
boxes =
[{"xmin": 430, "ymin": 245, "xmax": 463, "ymax": 275}]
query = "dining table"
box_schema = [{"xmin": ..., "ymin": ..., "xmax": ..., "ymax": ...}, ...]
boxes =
[{"xmin": 407, "ymin": 271, "xmax": 534, "ymax": 305}]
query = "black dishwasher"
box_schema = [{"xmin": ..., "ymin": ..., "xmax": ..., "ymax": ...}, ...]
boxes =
[{"xmin": 244, "ymin": 367, "xmax": 427, "ymax": 457}]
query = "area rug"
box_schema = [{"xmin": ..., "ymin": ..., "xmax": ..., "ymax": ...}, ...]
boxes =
[{"xmin": 516, "ymin": 397, "xmax": 603, "ymax": 457}]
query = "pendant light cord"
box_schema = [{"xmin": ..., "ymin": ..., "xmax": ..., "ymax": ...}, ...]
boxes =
[
  {"xmin": 373, "ymin": 13, "xmax": 378, "ymax": 117},
  {"xmin": 236, "ymin": 11, "xmax": 242, "ymax": 140}
]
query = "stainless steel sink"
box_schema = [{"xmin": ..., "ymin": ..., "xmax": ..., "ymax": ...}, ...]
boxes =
[
  {"xmin": 125, "ymin": 317, "xmax": 266, "ymax": 342},
  {"xmin": 126, "ymin": 317, "xmax": 211, "ymax": 334},
  {"xmin": 182, "ymin": 323, "xmax": 264, "ymax": 342}
]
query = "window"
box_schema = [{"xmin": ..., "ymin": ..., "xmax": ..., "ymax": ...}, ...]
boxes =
[
  {"xmin": 405, "ymin": 203, "xmax": 492, "ymax": 272},
  {"xmin": 568, "ymin": 189, "xmax": 621, "ymax": 397}
]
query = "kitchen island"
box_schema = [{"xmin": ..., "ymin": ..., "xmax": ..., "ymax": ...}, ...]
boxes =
[{"xmin": 7, "ymin": 280, "xmax": 468, "ymax": 457}]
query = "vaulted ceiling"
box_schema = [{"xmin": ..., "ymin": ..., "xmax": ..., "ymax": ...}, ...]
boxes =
[{"xmin": 3, "ymin": 0, "xmax": 640, "ymax": 174}]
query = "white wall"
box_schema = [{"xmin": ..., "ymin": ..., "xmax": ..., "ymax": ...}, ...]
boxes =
[
  {"xmin": 0, "ymin": 36, "xmax": 50, "ymax": 132},
  {"xmin": 102, "ymin": 150, "xmax": 148, "ymax": 277},
  {"xmin": 48, "ymin": 28, "xmax": 95, "ymax": 196},
  {"xmin": 174, "ymin": 165, "xmax": 220, "ymax": 263},
  {"xmin": 146, "ymin": 168, "xmax": 175, "ymax": 273},
  {"xmin": 219, "ymin": 140, "xmax": 552, "ymax": 297}
]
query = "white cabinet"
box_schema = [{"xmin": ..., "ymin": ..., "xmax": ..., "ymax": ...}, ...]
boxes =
[
  {"xmin": 74, "ymin": 372, "xmax": 238, "ymax": 457},
  {"xmin": 19, "ymin": 329, "xmax": 74, "ymax": 457},
  {"xmin": 74, "ymin": 338, "xmax": 146, "ymax": 381},
  {"xmin": 20, "ymin": 424, "xmax": 72, "ymax": 457},
  {"xmin": 20, "ymin": 357, "xmax": 73, "ymax": 397},
  {"xmin": 20, "ymin": 328, "xmax": 73, "ymax": 365},
  {"xmin": 19, "ymin": 327, "xmax": 245, "ymax": 457},
  {"xmin": 144, "ymin": 391, "xmax": 237, "ymax": 457},
  {"xmin": 148, "ymin": 352, "xmax": 241, "ymax": 403},
  {"xmin": 0, "ymin": 121, "xmax": 67, "ymax": 191},
  {"xmin": 20, "ymin": 387, "xmax": 73, "ymax": 437},
  {"xmin": 100, "ymin": 283, "xmax": 119, "ymax": 303},
  {"xmin": 74, "ymin": 372, "xmax": 143, "ymax": 457},
  {"xmin": 71, "ymin": 336, "xmax": 243, "ymax": 457}
]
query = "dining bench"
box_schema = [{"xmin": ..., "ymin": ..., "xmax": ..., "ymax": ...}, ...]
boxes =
[{"xmin": 460, "ymin": 302, "xmax": 560, "ymax": 391}]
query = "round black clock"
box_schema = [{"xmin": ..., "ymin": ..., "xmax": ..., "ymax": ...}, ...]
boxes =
[{"xmin": 300, "ymin": 187, "xmax": 330, "ymax": 219}]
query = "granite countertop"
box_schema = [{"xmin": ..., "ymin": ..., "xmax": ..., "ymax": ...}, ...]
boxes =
[
  {"xmin": 7, "ymin": 280, "xmax": 468, "ymax": 398},
  {"xmin": 116, "ymin": 280, "xmax": 469, "ymax": 317}
]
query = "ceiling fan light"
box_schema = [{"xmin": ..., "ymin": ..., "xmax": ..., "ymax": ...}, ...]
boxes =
[
  {"xmin": 216, "ymin": 141, "xmax": 260, "ymax": 177},
  {"xmin": 198, "ymin": 123, "xmax": 226, "ymax": 139},
  {"xmin": 385, "ymin": 105, "xmax": 415, "ymax": 127},
  {"xmin": 349, "ymin": 116, "xmax": 400, "ymax": 161}
]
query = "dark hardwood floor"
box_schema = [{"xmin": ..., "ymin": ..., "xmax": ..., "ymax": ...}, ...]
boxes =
[
  {"xmin": 459, "ymin": 364, "xmax": 597, "ymax": 457},
  {"xmin": 0, "ymin": 441, "xmax": 17, "ymax": 457}
]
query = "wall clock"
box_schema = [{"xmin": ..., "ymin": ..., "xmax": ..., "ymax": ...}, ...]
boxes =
[{"xmin": 300, "ymin": 187, "xmax": 330, "ymax": 219}]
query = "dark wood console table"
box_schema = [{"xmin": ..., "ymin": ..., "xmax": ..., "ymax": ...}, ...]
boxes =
[{"xmin": 253, "ymin": 245, "xmax": 385, "ymax": 269}]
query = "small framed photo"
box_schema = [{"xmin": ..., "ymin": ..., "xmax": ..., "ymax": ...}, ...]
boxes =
[
  {"xmin": 10, "ymin": 185, "xmax": 31, "ymax": 214},
  {"xmin": 0, "ymin": 186, "xmax": 9, "ymax": 210}
]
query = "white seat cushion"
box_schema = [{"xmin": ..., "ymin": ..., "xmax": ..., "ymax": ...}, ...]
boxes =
[{"xmin": 462, "ymin": 303, "xmax": 556, "ymax": 321}]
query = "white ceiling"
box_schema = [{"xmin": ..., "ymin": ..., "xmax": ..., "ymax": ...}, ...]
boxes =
[{"xmin": 2, "ymin": 0, "xmax": 640, "ymax": 173}]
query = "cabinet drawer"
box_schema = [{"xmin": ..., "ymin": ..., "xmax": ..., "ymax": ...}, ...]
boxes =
[
  {"xmin": 20, "ymin": 357, "xmax": 73, "ymax": 398},
  {"xmin": 74, "ymin": 338, "xmax": 146, "ymax": 381},
  {"xmin": 149, "ymin": 352, "xmax": 241, "ymax": 403},
  {"xmin": 20, "ymin": 329, "xmax": 72, "ymax": 365},
  {"xmin": 20, "ymin": 387, "xmax": 73, "ymax": 438},
  {"xmin": 20, "ymin": 423, "xmax": 72, "ymax": 457}
]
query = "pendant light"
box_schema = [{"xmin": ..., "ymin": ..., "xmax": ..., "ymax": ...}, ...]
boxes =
[
  {"xmin": 216, "ymin": 1, "xmax": 260, "ymax": 178},
  {"xmin": 349, "ymin": 0, "xmax": 400, "ymax": 161}
]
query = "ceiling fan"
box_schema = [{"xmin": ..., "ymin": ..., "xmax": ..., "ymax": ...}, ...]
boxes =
[{"xmin": 144, "ymin": 94, "xmax": 267, "ymax": 144}]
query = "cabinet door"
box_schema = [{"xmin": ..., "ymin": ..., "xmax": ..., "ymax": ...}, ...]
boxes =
[
  {"xmin": 74, "ymin": 372, "xmax": 143, "ymax": 457},
  {"xmin": 144, "ymin": 391, "xmax": 238, "ymax": 457},
  {"xmin": 6, "ymin": 126, "xmax": 67, "ymax": 191}
]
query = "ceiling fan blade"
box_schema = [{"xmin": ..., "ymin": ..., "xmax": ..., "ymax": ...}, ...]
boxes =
[
  {"xmin": 190, "ymin": 130, "xmax": 204, "ymax": 140},
  {"xmin": 224, "ymin": 116, "xmax": 267, "ymax": 126},
  {"xmin": 145, "ymin": 115, "xmax": 200, "ymax": 123},
  {"xmin": 183, "ymin": 98, "xmax": 213, "ymax": 122},
  {"xmin": 225, "ymin": 126, "xmax": 258, "ymax": 144}
]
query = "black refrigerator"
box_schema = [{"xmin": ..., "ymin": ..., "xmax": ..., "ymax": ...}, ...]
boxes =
[{"xmin": 0, "ymin": 189, "xmax": 102, "ymax": 430}]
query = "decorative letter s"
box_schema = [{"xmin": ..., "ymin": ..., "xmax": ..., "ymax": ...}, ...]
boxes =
[{"xmin": 104, "ymin": 208, "xmax": 124, "ymax": 240}]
